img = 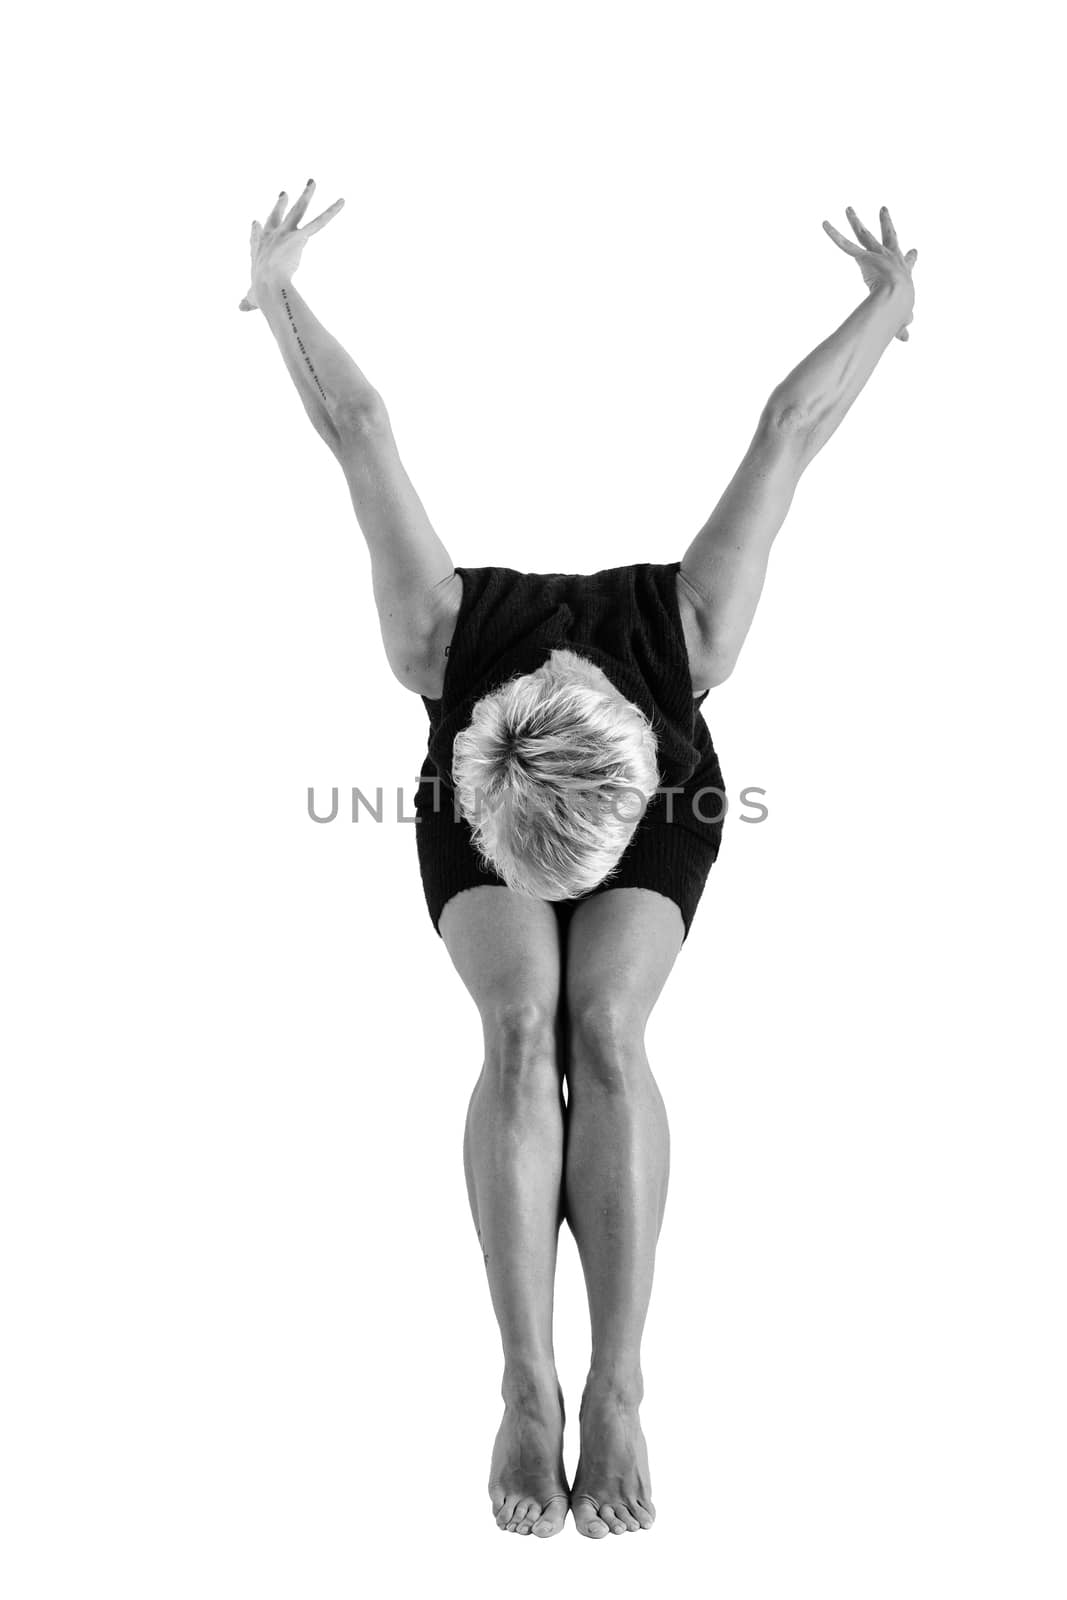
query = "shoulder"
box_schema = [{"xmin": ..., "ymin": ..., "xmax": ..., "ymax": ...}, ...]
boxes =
[
  {"xmin": 395, "ymin": 570, "xmax": 464, "ymax": 699},
  {"xmin": 675, "ymin": 569, "xmax": 720, "ymax": 697}
]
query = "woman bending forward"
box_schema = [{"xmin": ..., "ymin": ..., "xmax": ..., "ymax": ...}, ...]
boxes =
[{"xmin": 240, "ymin": 185, "xmax": 917, "ymax": 1539}]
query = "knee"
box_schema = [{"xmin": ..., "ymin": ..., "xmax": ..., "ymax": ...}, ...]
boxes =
[
  {"xmin": 567, "ymin": 996, "xmax": 648, "ymax": 1091},
  {"xmin": 483, "ymin": 997, "xmax": 560, "ymax": 1096}
]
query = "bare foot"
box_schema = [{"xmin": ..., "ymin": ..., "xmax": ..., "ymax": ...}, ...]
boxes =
[
  {"xmin": 571, "ymin": 1377, "xmax": 656, "ymax": 1536},
  {"xmin": 488, "ymin": 1371, "xmax": 570, "ymax": 1537}
]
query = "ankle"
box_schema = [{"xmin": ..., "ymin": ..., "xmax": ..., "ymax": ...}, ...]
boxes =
[
  {"xmin": 582, "ymin": 1364, "xmax": 644, "ymax": 1407},
  {"xmin": 501, "ymin": 1359, "xmax": 560, "ymax": 1406}
]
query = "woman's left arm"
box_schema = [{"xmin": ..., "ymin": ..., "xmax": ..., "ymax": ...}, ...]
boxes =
[
  {"xmin": 774, "ymin": 204, "xmax": 917, "ymax": 467},
  {"xmin": 679, "ymin": 206, "xmax": 918, "ymax": 688}
]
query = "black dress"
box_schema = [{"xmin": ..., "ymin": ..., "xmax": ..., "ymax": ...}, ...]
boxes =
[{"xmin": 416, "ymin": 560, "xmax": 726, "ymax": 942}]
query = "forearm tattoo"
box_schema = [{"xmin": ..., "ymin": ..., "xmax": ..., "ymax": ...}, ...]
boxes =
[{"xmin": 280, "ymin": 287, "xmax": 329, "ymax": 405}]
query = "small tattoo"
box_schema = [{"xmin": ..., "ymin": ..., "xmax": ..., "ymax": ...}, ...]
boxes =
[{"xmin": 280, "ymin": 287, "xmax": 328, "ymax": 404}]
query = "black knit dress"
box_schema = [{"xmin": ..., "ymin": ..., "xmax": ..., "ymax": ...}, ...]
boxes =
[{"xmin": 416, "ymin": 560, "xmax": 726, "ymax": 942}]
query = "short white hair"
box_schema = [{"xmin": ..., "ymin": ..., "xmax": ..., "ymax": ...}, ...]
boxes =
[{"xmin": 451, "ymin": 647, "xmax": 661, "ymax": 900}]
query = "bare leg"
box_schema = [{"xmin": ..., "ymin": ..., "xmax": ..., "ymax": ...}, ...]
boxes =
[
  {"xmin": 440, "ymin": 886, "xmax": 570, "ymax": 1537},
  {"xmin": 562, "ymin": 888, "xmax": 685, "ymax": 1536}
]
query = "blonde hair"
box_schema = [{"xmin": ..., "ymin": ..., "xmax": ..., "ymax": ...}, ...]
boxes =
[{"xmin": 451, "ymin": 647, "xmax": 662, "ymax": 900}]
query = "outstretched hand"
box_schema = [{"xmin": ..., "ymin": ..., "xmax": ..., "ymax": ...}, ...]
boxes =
[
  {"xmin": 238, "ymin": 181, "xmax": 345, "ymax": 312},
  {"xmin": 823, "ymin": 205, "xmax": 917, "ymax": 341}
]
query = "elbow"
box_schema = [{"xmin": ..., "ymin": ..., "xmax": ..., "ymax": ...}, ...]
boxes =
[
  {"xmin": 762, "ymin": 391, "xmax": 815, "ymax": 439},
  {"xmin": 334, "ymin": 389, "xmax": 390, "ymax": 445}
]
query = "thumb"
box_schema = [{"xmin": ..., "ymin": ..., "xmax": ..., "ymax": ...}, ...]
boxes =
[{"xmin": 905, "ymin": 247, "xmax": 918, "ymax": 268}]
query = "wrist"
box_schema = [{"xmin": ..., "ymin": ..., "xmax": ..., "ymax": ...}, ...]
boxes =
[
  {"xmin": 869, "ymin": 274, "xmax": 914, "ymax": 333},
  {"xmin": 870, "ymin": 273, "xmax": 912, "ymax": 303},
  {"xmin": 253, "ymin": 270, "xmax": 291, "ymax": 303}
]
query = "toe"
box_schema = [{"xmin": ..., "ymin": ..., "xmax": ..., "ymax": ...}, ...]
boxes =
[
  {"xmin": 599, "ymin": 1503, "xmax": 627, "ymax": 1534},
  {"xmin": 632, "ymin": 1499, "xmax": 655, "ymax": 1529},
  {"xmin": 572, "ymin": 1496, "xmax": 611, "ymax": 1538},
  {"xmin": 496, "ymin": 1492, "xmax": 521, "ymax": 1529},
  {"xmin": 606, "ymin": 1501, "xmax": 639, "ymax": 1531},
  {"xmin": 513, "ymin": 1497, "xmax": 539, "ymax": 1534},
  {"xmin": 531, "ymin": 1495, "xmax": 568, "ymax": 1537}
]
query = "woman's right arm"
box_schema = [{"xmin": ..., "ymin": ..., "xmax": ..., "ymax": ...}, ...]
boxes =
[
  {"xmin": 241, "ymin": 184, "xmax": 460, "ymax": 695},
  {"xmin": 241, "ymin": 184, "xmax": 394, "ymax": 453}
]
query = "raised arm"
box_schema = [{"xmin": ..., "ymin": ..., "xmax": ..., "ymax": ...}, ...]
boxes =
[
  {"xmin": 241, "ymin": 183, "xmax": 460, "ymax": 695},
  {"xmin": 678, "ymin": 205, "xmax": 917, "ymax": 691}
]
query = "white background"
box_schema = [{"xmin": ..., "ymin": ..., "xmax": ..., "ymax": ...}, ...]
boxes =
[{"xmin": 3, "ymin": 2, "xmax": 1064, "ymax": 1595}]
